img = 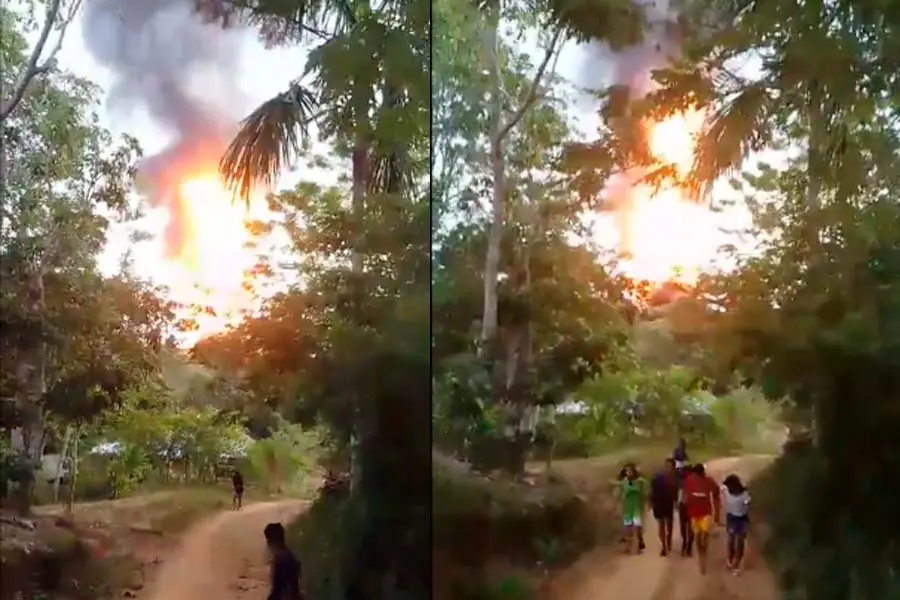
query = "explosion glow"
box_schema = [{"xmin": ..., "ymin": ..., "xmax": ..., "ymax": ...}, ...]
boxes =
[
  {"xmin": 80, "ymin": 0, "xmax": 271, "ymax": 341},
  {"xmin": 158, "ymin": 163, "xmax": 269, "ymax": 339},
  {"xmin": 616, "ymin": 108, "xmax": 712, "ymax": 286}
]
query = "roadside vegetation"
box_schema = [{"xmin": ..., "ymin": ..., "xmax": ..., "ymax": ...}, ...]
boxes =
[
  {"xmin": 434, "ymin": 0, "xmax": 899, "ymax": 598},
  {"xmin": 3, "ymin": 0, "xmax": 425, "ymax": 599}
]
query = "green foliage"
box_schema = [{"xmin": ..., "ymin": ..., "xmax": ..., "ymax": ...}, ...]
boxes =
[
  {"xmin": 574, "ymin": 352, "xmax": 696, "ymax": 442},
  {"xmin": 244, "ymin": 417, "xmax": 326, "ymax": 496},
  {"xmin": 1, "ymin": 4, "xmax": 187, "ymax": 516},
  {"xmin": 287, "ymin": 489, "xmax": 364, "ymax": 600},
  {"xmin": 213, "ymin": 0, "xmax": 429, "ymax": 201},
  {"xmin": 481, "ymin": 575, "xmax": 534, "ymax": 600},
  {"xmin": 92, "ymin": 382, "xmax": 249, "ymax": 496},
  {"xmin": 632, "ymin": 4, "xmax": 900, "ymax": 593},
  {"xmin": 105, "ymin": 445, "xmax": 151, "ymax": 499},
  {"xmin": 548, "ymin": 0, "xmax": 644, "ymax": 46}
]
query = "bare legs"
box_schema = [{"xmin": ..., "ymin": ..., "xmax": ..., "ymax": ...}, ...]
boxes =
[
  {"xmin": 678, "ymin": 504, "xmax": 694, "ymax": 556},
  {"xmin": 657, "ymin": 517, "xmax": 673, "ymax": 555},
  {"xmin": 623, "ymin": 519, "xmax": 644, "ymax": 554},
  {"xmin": 624, "ymin": 523, "xmax": 635, "ymax": 553},
  {"xmin": 727, "ymin": 528, "xmax": 747, "ymax": 572},
  {"xmin": 696, "ymin": 530, "xmax": 709, "ymax": 574}
]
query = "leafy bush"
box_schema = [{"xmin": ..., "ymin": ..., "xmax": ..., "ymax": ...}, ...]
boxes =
[
  {"xmin": 105, "ymin": 445, "xmax": 151, "ymax": 498},
  {"xmin": 756, "ymin": 439, "xmax": 900, "ymax": 600},
  {"xmin": 244, "ymin": 417, "xmax": 325, "ymax": 496},
  {"xmin": 287, "ymin": 486, "xmax": 363, "ymax": 600}
]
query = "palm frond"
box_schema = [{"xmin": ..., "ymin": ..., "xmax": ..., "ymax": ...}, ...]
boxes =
[
  {"xmin": 368, "ymin": 76, "xmax": 422, "ymax": 198},
  {"xmin": 689, "ymin": 84, "xmax": 770, "ymax": 199},
  {"xmin": 219, "ymin": 83, "xmax": 319, "ymax": 202},
  {"xmin": 369, "ymin": 152, "xmax": 417, "ymax": 197}
]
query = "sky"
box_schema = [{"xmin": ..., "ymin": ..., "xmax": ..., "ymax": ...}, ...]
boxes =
[
  {"xmin": 45, "ymin": 0, "xmax": 773, "ymax": 332},
  {"xmin": 485, "ymin": 23, "xmax": 766, "ymax": 276},
  {"xmin": 53, "ymin": 7, "xmax": 335, "ymax": 279}
]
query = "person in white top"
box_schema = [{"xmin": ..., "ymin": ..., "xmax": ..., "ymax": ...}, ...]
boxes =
[{"xmin": 722, "ymin": 474, "xmax": 751, "ymax": 573}]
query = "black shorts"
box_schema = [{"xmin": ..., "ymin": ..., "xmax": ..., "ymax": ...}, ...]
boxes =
[
  {"xmin": 233, "ymin": 487, "xmax": 244, "ymax": 497},
  {"xmin": 653, "ymin": 504, "xmax": 675, "ymax": 520}
]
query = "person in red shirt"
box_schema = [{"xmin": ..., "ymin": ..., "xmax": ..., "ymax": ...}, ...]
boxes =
[{"xmin": 681, "ymin": 463, "xmax": 721, "ymax": 574}]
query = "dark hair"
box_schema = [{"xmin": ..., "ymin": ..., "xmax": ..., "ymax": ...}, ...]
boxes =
[
  {"xmin": 693, "ymin": 463, "xmax": 706, "ymax": 476},
  {"xmin": 723, "ymin": 474, "xmax": 746, "ymax": 495},
  {"xmin": 264, "ymin": 522, "xmax": 286, "ymax": 547},
  {"xmin": 619, "ymin": 462, "xmax": 639, "ymax": 480}
]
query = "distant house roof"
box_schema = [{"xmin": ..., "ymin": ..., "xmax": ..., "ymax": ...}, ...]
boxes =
[{"xmin": 90, "ymin": 436, "xmax": 253, "ymax": 459}]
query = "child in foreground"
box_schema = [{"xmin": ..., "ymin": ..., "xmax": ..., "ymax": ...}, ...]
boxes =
[
  {"xmin": 618, "ymin": 462, "xmax": 648, "ymax": 554},
  {"xmin": 722, "ymin": 473, "xmax": 752, "ymax": 574},
  {"xmin": 682, "ymin": 463, "xmax": 721, "ymax": 575}
]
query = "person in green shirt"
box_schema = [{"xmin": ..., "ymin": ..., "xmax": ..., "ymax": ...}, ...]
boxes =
[{"xmin": 618, "ymin": 462, "xmax": 648, "ymax": 554}]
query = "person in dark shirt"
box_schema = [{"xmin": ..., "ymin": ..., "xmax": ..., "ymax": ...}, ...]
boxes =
[
  {"xmin": 231, "ymin": 469, "xmax": 244, "ymax": 511},
  {"xmin": 672, "ymin": 437, "xmax": 689, "ymax": 469},
  {"xmin": 264, "ymin": 522, "xmax": 302, "ymax": 600},
  {"xmin": 650, "ymin": 458, "xmax": 679, "ymax": 555},
  {"xmin": 672, "ymin": 439, "xmax": 693, "ymax": 555},
  {"xmin": 617, "ymin": 464, "xmax": 646, "ymax": 551}
]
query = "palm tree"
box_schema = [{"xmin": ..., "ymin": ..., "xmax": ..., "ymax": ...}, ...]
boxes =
[
  {"xmin": 644, "ymin": 0, "xmax": 900, "ymax": 209},
  {"xmin": 204, "ymin": 0, "xmax": 429, "ymax": 596},
  {"xmin": 214, "ymin": 0, "xmax": 427, "ymax": 202}
]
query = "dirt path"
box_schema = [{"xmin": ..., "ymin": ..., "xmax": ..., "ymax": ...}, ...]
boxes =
[
  {"xmin": 550, "ymin": 455, "xmax": 780, "ymax": 600},
  {"xmin": 140, "ymin": 500, "xmax": 307, "ymax": 600}
]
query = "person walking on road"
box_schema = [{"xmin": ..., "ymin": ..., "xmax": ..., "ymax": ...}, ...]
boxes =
[
  {"xmin": 650, "ymin": 458, "xmax": 679, "ymax": 556},
  {"xmin": 618, "ymin": 464, "xmax": 646, "ymax": 551},
  {"xmin": 674, "ymin": 466, "xmax": 693, "ymax": 555},
  {"xmin": 682, "ymin": 463, "xmax": 721, "ymax": 574},
  {"xmin": 672, "ymin": 437, "xmax": 694, "ymax": 555},
  {"xmin": 672, "ymin": 437, "xmax": 689, "ymax": 470},
  {"xmin": 264, "ymin": 522, "xmax": 303, "ymax": 600},
  {"xmin": 617, "ymin": 462, "xmax": 648, "ymax": 555},
  {"xmin": 232, "ymin": 469, "xmax": 245, "ymax": 511},
  {"xmin": 722, "ymin": 473, "xmax": 752, "ymax": 574}
]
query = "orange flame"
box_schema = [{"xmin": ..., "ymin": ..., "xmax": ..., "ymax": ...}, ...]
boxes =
[
  {"xmin": 617, "ymin": 108, "xmax": 714, "ymax": 286},
  {"xmin": 166, "ymin": 171, "xmax": 268, "ymax": 339}
]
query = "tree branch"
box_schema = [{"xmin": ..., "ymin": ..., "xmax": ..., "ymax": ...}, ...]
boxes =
[
  {"xmin": 497, "ymin": 25, "xmax": 563, "ymax": 144},
  {"xmin": 0, "ymin": 0, "xmax": 72, "ymax": 121}
]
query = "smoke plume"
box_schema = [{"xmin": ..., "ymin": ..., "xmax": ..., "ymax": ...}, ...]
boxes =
[
  {"xmin": 81, "ymin": 0, "xmax": 244, "ymax": 258},
  {"xmin": 573, "ymin": 0, "xmax": 683, "ymax": 257}
]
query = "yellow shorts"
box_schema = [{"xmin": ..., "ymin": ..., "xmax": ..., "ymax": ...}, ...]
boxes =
[{"xmin": 691, "ymin": 516, "xmax": 712, "ymax": 534}]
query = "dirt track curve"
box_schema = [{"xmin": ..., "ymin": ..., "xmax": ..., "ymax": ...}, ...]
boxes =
[
  {"xmin": 141, "ymin": 500, "xmax": 306, "ymax": 600},
  {"xmin": 550, "ymin": 455, "xmax": 781, "ymax": 600}
]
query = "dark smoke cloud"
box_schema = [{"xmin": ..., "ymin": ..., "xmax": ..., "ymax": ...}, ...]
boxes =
[
  {"xmin": 571, "ymin": 0, "xmax": 683, "ymax": 257},
  {"xmin": 574, "ymin": 0, "xmax": 681, "ymax": 98},
  {"xmin": 81, "ymin": 0, "xmax": 245, "ymax": 258}
]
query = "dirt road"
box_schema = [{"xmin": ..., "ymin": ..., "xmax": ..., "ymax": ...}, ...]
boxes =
[
  {"xmin": 141, "ymin": 500, "xmax": 307, "ymax": 600},
  {"xmin": 550, "ymin": 455, "xmax": 781, "ymax": 600}
]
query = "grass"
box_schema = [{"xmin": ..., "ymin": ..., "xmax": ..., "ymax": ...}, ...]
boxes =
[
  {"xmin": 5, "ymin": 483, "xmax": 284, "ymax": 598},
  {"xmin": 431, "ymin": 441, "xmax": 746, "ymax": 600},
  {"xmin": 35, "ymin": 482, "xmax": 277, "ymax": 534},
  {"xmin": 285, "ymin": 487, "xmax": 358, "ymax": 600}
]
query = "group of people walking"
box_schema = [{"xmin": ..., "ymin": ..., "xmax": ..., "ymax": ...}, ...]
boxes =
[{"xmin": 616, "ymin": 439, "xmax": 752, "ymax": 575}]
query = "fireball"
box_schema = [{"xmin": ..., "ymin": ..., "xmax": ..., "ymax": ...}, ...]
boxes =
[
  {"xmin": 138, "ymin": 147, "xmax": 269, "ymax": 340},
  {"xmin": 169, "ymin": 172, "xmax": 266, "ymax": 337},
  {"xmin": 615, "ymin": 108, "xmax": 716, "ymax": 286}
]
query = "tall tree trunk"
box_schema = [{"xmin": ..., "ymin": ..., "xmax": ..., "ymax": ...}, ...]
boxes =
[
  {"xmin": 805, "ymin": 86, "xmax": 825, "ymax": 446},
  {"xmin": 348, "ymin": 137, "xmax": 368, "ymax": 494},
  {"xmin": 53, "ymin": 424, "xmax": 73, "ymax": 504},
  {"xmin": 13, "ymin": 264, "xmax": 47, "ymax": 516},
  {"xmin": 66, "ymin": 428, "xmax": 79, "ymax": 514},
  {"xmin": 481, "ymin": 9, "xmax": 504, "ymax": 351}
]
